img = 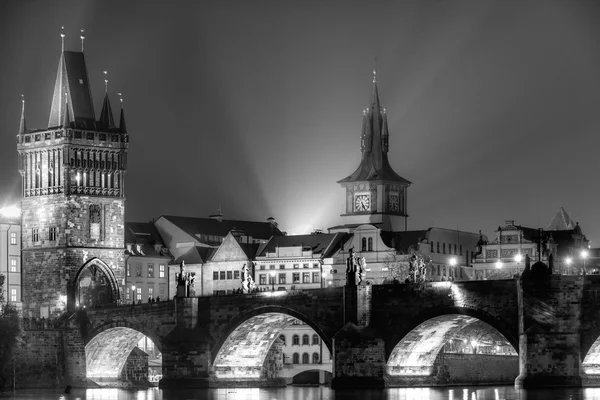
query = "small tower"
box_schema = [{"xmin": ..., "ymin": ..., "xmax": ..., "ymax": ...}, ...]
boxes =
[
  {"xmin": 335, "ymin": 70, "xmax": 410, "ymax": 232},
  {"xmin": 16, "ymin": 30, "xmax": 129, "ymax": 317}
]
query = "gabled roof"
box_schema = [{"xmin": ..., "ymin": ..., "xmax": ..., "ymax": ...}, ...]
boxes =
[
  {"xmin": 160, "ymin": 215, "xmax": 283, "ymax": 242},
  {"xmin": 547, "ymin": 207, "xmax": 576, "ymax": 231},
  {"xmin": 125, "ymin": 222, "xmax": 170, "ymax": 258},
  {"xmin": 48, "ymin": 51, "xmax": 97, "ymax": 130},
  {"xmin": 380, "ymin": 230, "xmax": 428, "ymax": 254},
  {"xmin": 257, "ymin": 233, "xmax": 347, "ymax": 258},
  {"xmin": 171, "ymin": 245, "xmax": 217, "ymax": 265},
  {"xmin": 128, "ymin": 347, "xmax": 149, "ymax": 358},
  {"xmin": 337, "ymin": 72, "xmax": 410, "ymax": 185}
]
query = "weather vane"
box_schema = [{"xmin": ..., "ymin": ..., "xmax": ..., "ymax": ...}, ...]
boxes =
[
  {"xmin": 61, "ymin": 26, "xmax": 65, "ymax": 52},
  {"xmin": 80, "ymin": 28, "xmax": 85, "ymax": 52},
  {"xmin": 103, "ymin": 71, "xmax": 108, "ymax": 92},
  {"xmin": 117, "ymin": 92, "xmax": 123, "ymax": 106}
]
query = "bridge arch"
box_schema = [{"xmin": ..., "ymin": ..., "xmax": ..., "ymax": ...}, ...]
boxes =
[
  {"xmin": 212, "ymin": 305, "xmax": 331, "ymax": 380},
  {"xmin": 71, "ymin": 257, "xmax": 120, "ymax": 308}
]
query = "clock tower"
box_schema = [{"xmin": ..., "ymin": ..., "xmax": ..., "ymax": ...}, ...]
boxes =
[{"xmin": 335, "ymin": 71, "xmax": 410, "ymax": 232}]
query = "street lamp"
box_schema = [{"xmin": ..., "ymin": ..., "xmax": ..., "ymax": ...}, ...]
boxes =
[
  {"xmin": 321, "ymin": 272, "xmax": 326, "ymax": 289},
  {"xmin": 581, "ymin": 250, "xmax": 589, "ymax": 276},
  {"xmin": 514, "ymin": 253, "xmax": 522, "ymax": 263},
  {"xmin": 131, "ymin": 285, "xmax": 136, "ymax": 305},
  {"xmin": 449, "ymin": 258, "xmax": 457, "ymax": 281},
  {"xmin": 495, "ymin": 260, "xmax": 503, "ymax": 269},
  {"xmin": 565, "ymin": 257, "xmax": 572, "ymax": 275},
  {"xmin": 270, "ymin": 271, "xmax": 275, "ymax": 292}
]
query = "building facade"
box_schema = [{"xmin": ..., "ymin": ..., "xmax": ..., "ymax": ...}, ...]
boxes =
[
  {"xmin": 17, "ymin": 43, "xmax": 128, "ymax": 317},
  {"xmin": 0, "ymin": 208, "xmax": 22, "ymax": 308}
]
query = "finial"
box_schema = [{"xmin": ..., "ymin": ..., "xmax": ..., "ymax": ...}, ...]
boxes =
[
  {"xmin": 117, "ymin": 92, "xmax": 123, "ymax": 107},
  {"xmin": 103, "ymin": 71, "xmax": 108, "ymax": 93},
  {"xmin": 21, "ymin": 94, "xmax": 25, "ymax": 105},
  {"xmin": 373, "ymin": 68, "xmax": 377, "ymax": 83},
  {"xmin": 61, "ymin": 26, "xmax": 65, "ymax": 52},
  {"xmin": 80, "ymin": 28, "xmax": 85, "ymax": 52}
]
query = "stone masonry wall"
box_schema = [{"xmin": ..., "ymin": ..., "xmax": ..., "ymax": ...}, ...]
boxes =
[
  {"xmin": 439, "ymin": 354, "xmax": 518, "ymax": 384},
  {"xmin": 119, "ymin": 348, "xmax": 149, "ymax": 382}
]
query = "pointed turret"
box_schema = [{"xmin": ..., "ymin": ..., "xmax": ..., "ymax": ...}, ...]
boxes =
[
  {"xmin": 119, "ymin": 104, "xmax": 127, "ymax": 134},
  {"xmin": 18, "ymin": 96, "xmax": 26, "ymax": 135},
  {"xmin": 99, "ymin": 93, "xmax": 116, "ymax": 129},
  {"xmin": 547, "ymin": 207, "xmax": 576, "ymax": 231}
]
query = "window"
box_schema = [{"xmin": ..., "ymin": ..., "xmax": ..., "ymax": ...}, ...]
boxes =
[
  {"xmin": 302, "ymin": 273, "xmax": 310, "ymax": 283},
  {"xmin": 302, "ymin": 334, "xmax": 309, "ymax": 345},
  {"xmin": 49, "ymin": 227, "xmax": 57, "ymax": 241},
  {"xmin": 259, "ymin": 274, "xmax": 266, "ymax": 285},
  {"xmin": 454, "ymin": 244, "xmax": 457, "ymax": 255},
  {"xmin": 89, "ymin": 204, "xmax": 101, "ymax": 241},
  {"xmin": 213, "ymin": 271, "xmax": 219, "ymax": 280},
  {"xmin": 270, "ymin": 264, "xmax": 275, "ymax": 270},
  {"xmin": 312, "ymin": 353, "xmax": 319, "ymax": 364},
  {"xmin": 293, "ymin": 353, "xmax": 299, "ymax": 364},
  {"xmin": 9, "ymin": 232, "xmax": 16, "ymax": 245},
  {"xmin": 302, "ymin": 353, "xmax": 309, "ymax": 364},
  {"xmin": 313, "ymin": 263, "xmax": 318, "ymax": 269},
  {"xmin": 430, "ymin": 241, "xmax": 434, "ymax": 253},
  {"xmin": 362, "ymin": 237, "xmax": 367, "ymax": 251},
  {"xmin": 136, "ymin": 263, "xmax": 142, "ymax": 277},
  {"xmin": 368, "ymin": 237, "xmax": 373, "ymax": 251},
  {"xmin": 159, "ymin": 265, "xmax": 165, "ymax": 278},
  {"xmin": 293, "ymin": 273, "xmax": 300, "ymax": 283},
  {"xmin": 227, "ymin": 271, "xmax": 232, "ymax": 280},
  {"xmin": 10, "ymin": 259, "xmax": 16, "ymax": 273},
  {"xmin": 148, "ymin": 287, "xmax": 153, "ymax": 298},
  {"xmin": 260, "ymin": 265, "xmax": 265, "ymax": 270},
  {"xmin": 279, "ymin": 274, "xmax": 286, "ymax": 284},
  {"xmin": 269, "ymin": 274, "xmax": 276, "ymax": 285},
  {"xmin": 460, "ymin": 245, "xmax": 463, "ymax": 256},
  {"xmin": 147, "ymin": 264, "xmax": 154, "ymax": 278},
  {"xmin": 312, "ymin": 334, "xmax": 319, "ymax": 345},
  {"xmin": 293, "ymin": 264, "xmax": 299, "ymax": 269},
  {"xmin": 220, "ymin": 271, "xmax": 225, "ymax": 280},
  {"xmin": 443, "ymin": 265, "xmax": 447, "ymax": 275},
  {"xmin": 293, "ymin": 335, "xmax": 300, "ymax": 345},
  {"xmin": 279, "ymin": 335, "xmax": 286, "ymax": 345},
  {"xmin": 10, "ymin": 288, "xmax": 16, "ymax": 302},
  {"xmin": 234, "ymin": 270, "xmax": 240, "ymax": 279},
  {"xmin": 127, "ymin": 264, "xmax": 131, "ymax": 277},
  {"xmin": 279, "ymin": 264, "xmax": 285, "ymax": 269},
  {"xmin": 32, "ymin": 228, "xmax": 39, "ymax": 242},
  {"xmin": 443, "ymin": 243, "xmax": 446, "ymax": 254},
  {"xmin": 136, "ymin": 287, "xmax": 142, "ymax": 301},
  {"xmin": 303, "ymin": 263, "xmax": 309, "ymax": 269},
  {"xmin": 312, "ymin": 272, "xmax": 320, "ymax": 283},
  {"xmin": 437, "ymin": 265, "xmax": 440, "ymax": 275},
  {"xmin": 437, "ymin": 242, "xmax": 440, "ymax": 253}
]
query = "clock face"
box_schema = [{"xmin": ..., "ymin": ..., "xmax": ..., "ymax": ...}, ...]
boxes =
[
  {"xmin": 389, "ymin": 194, "xmax": 399, "ymax": 212},
  {"xmin": 354, "ymin": 194, "xmax": 370, "ymax": 212}
]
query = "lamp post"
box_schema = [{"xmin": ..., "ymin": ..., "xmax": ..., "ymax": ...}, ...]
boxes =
[
  {"xmin": 270, "ymin": 271, "xmax": 275, "ymax": 292},
  {"xmin": 321, "ymin": 272, "xmax": 326, "ymax": 289},
  {"xmin": 131, "ymin": 285, "xmax": 136, "ymax": 305},
  {"xmin": 514, "ymin": 253, "xmax": 522, "ymax": 274},
  {"xmin": 565, "ymin": 257, "xmax": 572, "ymax": 275},
  {"xmin": 449, "ymin": 257, "xmax": 457, "ymax": 281},
  {"xmin": 581, "ymin": 250, "xmax": 589, "ymax": 276}
]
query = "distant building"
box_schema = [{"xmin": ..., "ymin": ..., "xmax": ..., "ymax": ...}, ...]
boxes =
[
  {"xmin": 279, "ymin": 319, "xmax": 332, "ymax": 381},
  {"xmin": 472, "ymin": 208, "xmax": 589, "ymax": 279},
  {"xmin": 0, "ymin": 210, "xmax": 22, "ymax": 309},
  {"xmin": 254, "ymin": 233, "xmax": 346, "ymax": 291},
  {"xmin": 124, "ymin": 222, "xmax": 171, "ymax": 304}
]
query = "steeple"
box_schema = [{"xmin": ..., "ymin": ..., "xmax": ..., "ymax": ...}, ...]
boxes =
[
  {"xmin": 338, "ymin": 71, "xmax": 410, "ymax": 185},
  {"xmin": 99, "ymin": 72, "xmax": 116, "ymax": 129},
  {"xmin": 48, "ymin": 28, "xmax": 97, "ymax": 130},
  {"xmin": 18, "ymin": 95, "xmax": 26, "ymax": 135},
  {"xmin": 118, "ymin": 94, "xmax": 127, "ymax": 134}
]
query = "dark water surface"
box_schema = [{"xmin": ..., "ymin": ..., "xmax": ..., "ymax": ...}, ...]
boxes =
[{"xmin": 2, "ymin": 386, "xmax": 600, "ymax": 400}]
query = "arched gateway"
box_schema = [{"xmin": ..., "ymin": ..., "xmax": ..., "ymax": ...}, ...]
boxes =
[{"xmin": 70, "ymin": 258, "xmax": 121, "ymax": 309}]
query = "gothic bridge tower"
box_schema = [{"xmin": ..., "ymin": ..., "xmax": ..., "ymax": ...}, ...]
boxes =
[
  {"xmin": 336, "ymin": 71, "xmax": 410, "ymax": 232},
  {"xmin": 16, "ymin": 32, "xmax": 129, "ymax": 318}
]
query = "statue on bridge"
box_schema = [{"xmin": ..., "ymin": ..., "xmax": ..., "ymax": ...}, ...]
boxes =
[
  {"xmin": 176, "ymin": 260, "xmax": 196, "ymax": 297},
  {"xmin": 241, "ymin": 263, "xmax": 256, "ymax": 294},
  {"xmin": 346, "ymin": 248, "xmax": 367, "ymax": 287}
]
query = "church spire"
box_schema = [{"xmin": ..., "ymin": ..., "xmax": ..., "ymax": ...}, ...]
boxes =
[
  {"xmin": 118, "ymin": 93, "xmax": 127, "ymax": 134},
  {"xmin": 99, "ymin": 71, "xmax": 116, "ymax": 129},
  {"xmin": 19, "ymin": 95, "xmax": 26, "ymax": 135}
]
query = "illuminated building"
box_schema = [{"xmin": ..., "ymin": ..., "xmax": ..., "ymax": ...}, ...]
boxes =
[
  {"xmin": 0, "ymin": 207, "xmax": 22, "ymax": 308},
  {"xmin": 16, "ymin": 36, "xmax": 128, "ymax": 317},
  {"xmin": 472, "ymin": 208, "xmax": 589, "ymax": 279},
  {"xmin": 124, "ymin": 222, "xmax": 171, "ymax": 303}
]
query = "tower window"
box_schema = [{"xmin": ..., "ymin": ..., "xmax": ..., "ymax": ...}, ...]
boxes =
[
  {"xmin": 362, "ymin": 237, "xmax": 367, "ymax": 252},
  {"xmin": 32, "ymin": 228, "xmax": 39, "ymax": 243},
  {"xmin": 89, "ymin": 204, "xmax": 101, "ymax": 241},
  {"xmin": 49, "ymin": 227, "xmax": 57, "ymax": 241},
  {"xmin": 10, "ymin": 232, "xmax": 16, "ymax": 245},
  {"xmin": 437, "ymin": 242, "xmax": 440, "ymax": 253},
  {"xmin": 443, "ymin": 243, "xmax": 446, "ymax": 254},
  {"xmin": 159, "ymin": 264, "xmax": 165, "ymax": 278},
  {"xmin": 147, "ymin": 264, "xmax": 154, "ymax": 278},
  {"xmin": 10, "ymin": 259, "xmax": 17, "ymax": 273},
  {"xmin": 460, "ymin": 245, "xmax": 463, "ymax": 256},
  {"xmin": 368, "ymin": 237, "xmax": 373, "ymax": 251},
  {"xmin": 454, "ymin": 244, "xmax": 457, "ymax": 255}
]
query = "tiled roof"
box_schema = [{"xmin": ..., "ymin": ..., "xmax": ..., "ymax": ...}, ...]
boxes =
[
  {"xmin": 547, "ymin": 207, "xmax": 576, "ymax": 231},
  {"xmin": 125, "ymin": 222, "xmax": 170, "ymax": 258},
  {"xmin": 161, "ymin": 215, "xmax": 283, "ymax": 241},
  {"xmin": 257, "ymin": 233, "xmax": 347, "ymax": 258}
]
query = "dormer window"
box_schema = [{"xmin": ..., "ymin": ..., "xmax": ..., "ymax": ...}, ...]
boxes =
[{"xmin": 78, "ymin": 78, "xmax": 84, "ymax": 84}]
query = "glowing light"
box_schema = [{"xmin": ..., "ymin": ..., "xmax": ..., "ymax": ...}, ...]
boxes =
[
  {"xmin": 470, "ymin": 339, "xmax": 478, "ymax": 349},
  {"xmin": 131, "ymin": 285, "xmax": 136, "ymax": 291},
  {"xmin": 76, "ymin": 172, "xmax": 81, "ymax": 182},
  {"xmin": 581, "ymin": 250, "xmax": 589, "ymax": 259},
  {"xmin": 260, "ymin": 291, "xmax": 286, "ymax": 298},
  {"xmin": 0, "ymin": 205, "xmax": 21, "ymax": 219},
  {"xmin": 59, "ymin": 295, "xmax": 67, "ymax": 303},
  {"xmin": 566, "ymin": 257, "xmax": 572, "ymax": 265},
  {"xmin": 514, "ymin": 253, "xmax": 522, "ymax": 263},
  {"xmin": 495, "ymin": 260, "xmax": 503, "ymax": 268},
  {"xmin": 449, "ymin": 257, "xmax": 457, "ymax": 267}
]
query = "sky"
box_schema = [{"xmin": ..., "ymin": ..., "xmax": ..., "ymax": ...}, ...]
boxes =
[{"xmin": 1, "ymin": 0, "xmax": 600, "ymax": 243}]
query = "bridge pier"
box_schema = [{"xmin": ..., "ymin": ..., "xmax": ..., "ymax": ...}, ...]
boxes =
[{"xmin": 515, "ymin": 275, "xmax": 583, "ymax": 388}]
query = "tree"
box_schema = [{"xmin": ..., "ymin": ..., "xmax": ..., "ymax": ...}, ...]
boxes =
[
  {"xmin": 381, "ymin": 251, "xmax": 410, "ymax": 284},
  {"xmin": 382, "ymin": 248, "xmax": 433, "ymax": 284},
  {"xmin": 0, "ymin": 275, "xmax": 21, "ymax": 390}
]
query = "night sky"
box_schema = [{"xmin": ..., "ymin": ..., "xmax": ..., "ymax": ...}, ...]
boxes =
[{"xmin": 1, "ymin": 0, "xmax": 600, "ymax": 243}]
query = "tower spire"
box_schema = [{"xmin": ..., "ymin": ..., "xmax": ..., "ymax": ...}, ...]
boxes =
[
  {"xmin": 61, "ymin": 26, "xmax": 65, "ymax": 52},
  {"xmin": 19, "ymin": 95, "xmax": 26, "ymax": 135},
  {"xmin": 99, "ymin": 72, "xmax": 116, "ymax": 129},
  {"xmin": 80, "ymin": 28, "xmax": 85, "ymax": 52},
  {"xmin": 118, "ymin": 93, "xmax": 127, "ymax": 133}
]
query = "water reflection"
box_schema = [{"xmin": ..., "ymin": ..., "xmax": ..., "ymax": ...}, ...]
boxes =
[{"xmin": 3, "ymin": 386, "xmax": 600, "ymax": 400}]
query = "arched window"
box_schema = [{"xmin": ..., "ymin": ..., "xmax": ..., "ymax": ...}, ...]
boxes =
[
  {"xmin": 302, "ymin": 353, "xmax": 309, "ymax": 364},
  {"xmin": 312, "ymin": 334, "xmax": 319, "ymax": 345},
  {"xmin": 368, "ymin": 237, "xmax": 373, "ymax": 251},
  {"xmin": 293, "ymin": 335, "xmax": 299, "ymax": 345},
  {"xmin": 293, "ymin": 353, "xmax": 299, "ymax": 364},
  {"xmin": 312, "ymin": 352, "xmax": 319, "ymax": 364},
  {"xmin": 361, "ymin": 237, "xmax": 367, "ymax": 252},
  {"xmin": 279, "ymin": 335, "xmax": 285, "ymax": 345},
  {"xmin": 302, "ymin": 334, "xmax": 309, "ymax": 345}
]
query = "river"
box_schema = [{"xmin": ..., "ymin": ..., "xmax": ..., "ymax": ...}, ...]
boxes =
[{"xmin": 1, "ymin": 386, "xmax": 600, "ymax": 400}]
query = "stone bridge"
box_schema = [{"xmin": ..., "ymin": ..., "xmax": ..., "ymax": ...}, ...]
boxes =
[{"xmin": 60, "ymin": 276, "xmax": 600, "ymax": 389}]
